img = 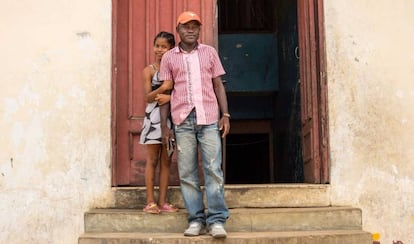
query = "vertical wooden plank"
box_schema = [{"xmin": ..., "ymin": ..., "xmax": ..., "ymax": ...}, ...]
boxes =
[
  {"xmin": 298, "ymin": 0, "xmax": 317, "ymax": 183},
  {"xmin": 158, "ymin": 0, "xmax": 174, "ymax": 33},
  {"xmin": 298, "ymin": 0, "xmax": 328, "ymax": 183},
  {"xmin": 129, "ymin": 0, "xmax": 156, "ymax": 185},
  {"xmin": 133, "ymin": 0, "xmax": 146, "ymax": 117},
  {"xmin": 201, "ymin": 0, "xmax": 217, "ymax": 47},
  {"xmin": 113, "ymin": 0, "xmax": 131, "ymax": 185},
  {"xmin": 316, "ymin": 0, "xmax": 329, "ymax": 183},
  {"xmin": 111, "ymin": 0, "xmax": 118, "ymax": 186},
  {"xmin": 309, "ymin": 0, "xmax": 322, "ymax": 183},
  {"xmin": 298, "ymin": 0, "xmax": 311, "ymax": 167}
]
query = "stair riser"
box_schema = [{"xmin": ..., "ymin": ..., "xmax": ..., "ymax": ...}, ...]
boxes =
[
  {"xmin": 84, "ymin": 208, "xmax": 362, "ymax": 233},
  {"xmin": 114, "ymin": 185, "xmax": 329, "ymax": 209}
]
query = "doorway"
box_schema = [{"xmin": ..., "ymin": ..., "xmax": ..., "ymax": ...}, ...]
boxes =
[
  {"xmin": 218, "ymin": 0, "xmax": 304, "ymax": 183},
  {"xmin": 111, "ymin": 0, "xmax": 328, "ymax": 186}
]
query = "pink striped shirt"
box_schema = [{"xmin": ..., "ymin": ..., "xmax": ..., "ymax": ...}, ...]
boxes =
[{"xmin": 159, "ymin": 43, "xmax": 225, "ymax": 125}]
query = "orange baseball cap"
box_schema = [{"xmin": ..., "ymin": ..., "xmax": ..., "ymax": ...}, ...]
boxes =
[{"xmin": 176, "ymin": 11, "xmax": 202, "ymax": 26}]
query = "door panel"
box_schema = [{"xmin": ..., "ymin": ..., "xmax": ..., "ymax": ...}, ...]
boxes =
[
  {"xmin": 112, "ymin": 0, "xmax": 217, "ymax": 186},
  {"xmin": 297, "ymin": 0, "xmax": 329, "ymax": 183}
]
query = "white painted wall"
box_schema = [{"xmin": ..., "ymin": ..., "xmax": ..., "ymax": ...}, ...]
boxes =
[
  {"xmin": 0, "ymin": 0, "xmax": 113, "ymax": 243},
  {"xmin": 325, "ymin": 1, "xmax": 414, "ymax": 243},
  {"xmin": 1, "ymin": 0, "xmax": 413, "ymax": 243}
]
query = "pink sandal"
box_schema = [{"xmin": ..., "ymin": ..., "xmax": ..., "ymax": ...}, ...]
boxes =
[
  {"xmin": 159, "ymin": 203, "xmax": 179, "ymax": 213},
  {"xmin": 143, "ymin": 202, "xmax": 160, "ymax": 214}
]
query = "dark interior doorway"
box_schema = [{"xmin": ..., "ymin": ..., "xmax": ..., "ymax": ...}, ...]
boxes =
[
  {"xmin": 218, "ymin": 0, "xmax": 304, "ymax": 184},
  {"xmin": 226, "ymin": 134, "xmax": 269, "ymax": 184}
]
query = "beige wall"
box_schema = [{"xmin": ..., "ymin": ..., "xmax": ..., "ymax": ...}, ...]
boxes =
[
  {"xmin": 325, "ymin": 0, "xmax": 414, "ymax": 243},
  {"xmin": 0, "ymin": 0, "xmax": 113, "ymax": 243},
  {"xmin": 1, "ymin": 0, "xmax": 414, "ymax": 243}
]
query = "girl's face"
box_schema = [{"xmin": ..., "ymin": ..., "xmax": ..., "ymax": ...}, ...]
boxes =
[{"xmin": 154, "ymin": 37, "xmax": 172, "ymax": 60}]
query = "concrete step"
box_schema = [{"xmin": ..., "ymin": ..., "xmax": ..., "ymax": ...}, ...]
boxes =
[
  {"xmin": 79, "ymin": 230, "xmax": 372, "ymax": 244},
  {"xmin": 84, "ymin": 207, "xmax": 362, "ymax": 233},
  {"xmin": 113, "ymin": 184, "xmax": 330, "ymax": 209}
]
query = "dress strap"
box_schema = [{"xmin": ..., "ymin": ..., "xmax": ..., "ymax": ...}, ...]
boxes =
[{"xmin": 150, "ymin": 64, "xmax": 159, "ymax": 72}]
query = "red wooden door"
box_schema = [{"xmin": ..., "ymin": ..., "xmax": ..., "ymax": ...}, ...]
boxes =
[
  {"xmin": 112, "ymin": 0, "xmax": 217, "ymax": 186},
  {"xmin": 297, "ymin": 0, "xmax": 329, "ymax": 183}
]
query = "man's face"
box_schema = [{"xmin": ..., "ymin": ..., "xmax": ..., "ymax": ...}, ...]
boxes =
[{"xmin": 177, "ymin": 20, "xmax": 200, "ymax": 45}]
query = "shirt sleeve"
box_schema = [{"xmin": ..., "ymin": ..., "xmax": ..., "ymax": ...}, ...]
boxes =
[
  {"xmin": 159, "ymin": 52, "xmax": 173, "ymax": 81},
  {"xmin": 210, "ymin": 46, "xmax": 226, "ymax": 79}
]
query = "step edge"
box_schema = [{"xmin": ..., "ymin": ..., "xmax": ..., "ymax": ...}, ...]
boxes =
[
  {"xmin": 85, "ymin": 206, "xmax": 361, "ymax": 214},
  {"xmin": 79, "ymin": 229, "xmax": 371, "ymax": 239},
  {"xmin": 112, "ymin": 184, "xmax": 329, "ymax": 190}
]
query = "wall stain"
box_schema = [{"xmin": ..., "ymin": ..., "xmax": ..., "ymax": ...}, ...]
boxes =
[{"xmin": 76, "ymin": 32, "xmax": 91, "ymax": 39}]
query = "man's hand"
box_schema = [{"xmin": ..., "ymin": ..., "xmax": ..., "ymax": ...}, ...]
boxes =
[
  {"xmin": 161, "ymin": 125, "xmax": 171, "ymax": 144},
  {"xmin": 219, "ymin": 117, "xmax": 230, "ymax": 138}
]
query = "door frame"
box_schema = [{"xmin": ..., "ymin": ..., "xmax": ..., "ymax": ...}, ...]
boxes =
[
  {"xmin": 110, "ymin": 0, "xmax": 329, "ymax": 186},
  {"xmin": 111, "ymin": 0, "xmax": 119, "ymax": 186},
  {"xmin": 298, "ymin": 0, "xmax": 329, "ymax": 183}
]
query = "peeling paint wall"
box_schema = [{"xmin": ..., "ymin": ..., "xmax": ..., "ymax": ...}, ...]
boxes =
[
  {"xmin": 0, "ymin": 0, "xmax": 113, "ymax": 243},
  {"xmin": 325, "ymin": 0, "xmax": 414, "ymax": 243}
]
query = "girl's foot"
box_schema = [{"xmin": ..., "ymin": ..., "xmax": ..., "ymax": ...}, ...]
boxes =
[
  {"xmin": 159, "ymin": 203, "xmax": 179, "ymax": 212},
  {"xmin": 143, "ymin": 202, "xmax": 160, "ymax": 214}
]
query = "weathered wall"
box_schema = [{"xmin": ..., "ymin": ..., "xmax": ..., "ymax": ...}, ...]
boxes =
[
  {"xmin": 325, "ymin": 0, "xmax": 414, "ymax": 243},
  {"xmin": 1, "ymin": 0, "xmax": 414, "ymax": 243},
  {"xmin": 0, "ymin": 0, "xmax": 113, "ymax": 243}
]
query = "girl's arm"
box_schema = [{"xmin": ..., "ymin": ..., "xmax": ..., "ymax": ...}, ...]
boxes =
[{"xmin": 143, "ymin": 68, "xmax": 173, "ymax": 103}]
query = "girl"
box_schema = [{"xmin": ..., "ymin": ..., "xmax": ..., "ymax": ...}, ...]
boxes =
[{"xmin": 139, "ymin": 31, "xmax": 178, "ymax": 214}]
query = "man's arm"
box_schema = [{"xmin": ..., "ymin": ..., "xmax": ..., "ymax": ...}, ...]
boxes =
[
  {"xmin": 155, "ymin": 79, "xmax": 173, "ymax": 105},
  {"xmin": 159, "ymin": 79, "xmax": 174, "ymax": 144},
  {"xmin": 212, "ymin": 76, "xmax": 230, "ymax": 138}
]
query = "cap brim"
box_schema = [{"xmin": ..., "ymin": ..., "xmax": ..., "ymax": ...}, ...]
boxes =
[{"xmin": 177, "ymin": 19, "xmax": 202, "ymax": 26}]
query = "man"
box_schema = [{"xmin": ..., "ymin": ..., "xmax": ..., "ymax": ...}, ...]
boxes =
[{"xmin": 157, "ymin": 11, "xmax": 230, "ymax": 239}]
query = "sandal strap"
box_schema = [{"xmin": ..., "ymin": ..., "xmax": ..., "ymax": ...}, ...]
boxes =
[
  {"xmin": 143, "ymin": 202, "xmax": 160, "ymax": 213},
  {"xmin": 159, "ymin": 202, "xmax": 178, "ymax": 212}
]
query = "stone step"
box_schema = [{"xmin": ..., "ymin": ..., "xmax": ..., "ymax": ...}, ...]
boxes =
[
  {"xmin": 79, "ymin": 230, "xmax": 372, "ymax": 244},
  {"xmin": 113, "ymin": 184, "xmax": 330, "ymax": 209},
  {"xmin": 84, "ymin": 207, "xmax": 362, "ymax": 233}
]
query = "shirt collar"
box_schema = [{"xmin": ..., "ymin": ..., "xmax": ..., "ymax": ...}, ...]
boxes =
[{"xmin": 177, "ymin": 42, "xmax": 199, "ymax": 53}]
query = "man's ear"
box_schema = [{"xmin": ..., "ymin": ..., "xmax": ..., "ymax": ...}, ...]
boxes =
[{"xmin": 176, "ymin": 25, "xmax": 180, "ymax": 32}]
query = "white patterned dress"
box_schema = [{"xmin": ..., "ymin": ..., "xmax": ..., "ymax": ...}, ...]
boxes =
[{"xmin": 139, "ymin": 65, "xmax": 171, "ymax": 144}]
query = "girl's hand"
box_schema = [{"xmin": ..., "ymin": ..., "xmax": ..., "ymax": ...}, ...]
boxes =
[{"xmin": 155, "ymin": 94, "xmax": 171, "ymax": 105}]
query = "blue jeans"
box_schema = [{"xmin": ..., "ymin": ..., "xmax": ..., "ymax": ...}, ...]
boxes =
[{"xmin": 173, "ymin": 110, "xmax": 229, "ymax": 226}]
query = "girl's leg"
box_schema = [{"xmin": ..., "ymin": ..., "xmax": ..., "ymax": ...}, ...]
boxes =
[
  {"xmin": 145, "ymin": 144, "xmax": 160, "ymax": 204},
  {"xmin": 158, "ymin": 144, "xmax": 171, "ymax": 207}
]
